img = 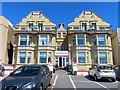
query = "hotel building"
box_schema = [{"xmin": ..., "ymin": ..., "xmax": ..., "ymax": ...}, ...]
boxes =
[
  {"xmin": 68, "ymin": 11, "xmax": 113, "ymax": 70},
  {"xmin": 1, "ymin": 10, "xmax": 114, "ymax": 70}
]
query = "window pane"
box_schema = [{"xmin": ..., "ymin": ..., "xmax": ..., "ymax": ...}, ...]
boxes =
[
  {"xmin": 27, "ymin": 52, "xmax": 31, "ymax": 63},
  {"xmin": 99, "ymin": 52, "xmax": 107, "ymax": 64},
  {"xmin": 28, "ymin": 36, "xmax": 32, "ymax": 45},
  {"xmin": 40, "ymin": 36, "xmax": 47, "ymax": 45},
  {"xmin": 93, "ymin": 36, "xmax": 96, "ymax": 45},
  {"xmin": 82, "ymin": 23, "xmax": 87, "ymax": 31},
  {"xmin": 98, "ymin": 35, "xmax": 105, "ymax": 45},
  {"xmin": 39, "ymin": 52, "xmax": 47, "ymax": 63},
  {"xmin": 78, "ymin": 52, "xmax": 85, "ymax": 63},
  {"xmin": 74, "ymin": 26, "xmax": 79, "ymax": 30},
  {"xmin": 77, "ymin": 35, "xmax": 84, "ymax": 45},
  {"xmin": 20, "ymin": 36, "xmax": 27, "ymax": 45},
  {"xmin": 19, "ymin": 52, "xmax": 26, "ymax": 63}
]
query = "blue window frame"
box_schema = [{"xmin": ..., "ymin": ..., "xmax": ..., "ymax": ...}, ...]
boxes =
[
  {"xmin": 99, "ymin": 52, "xmax": 107, "ymax": 64},
  {"xmin": 99, "ymin": 27, "xmax": 105, "ymax": 30},
  {"xmin": 19, "ymin": 52, "xmax": 26, "ymax": 63},
  {"xmin": 21, "ymin": 27, "xmax": 26, "ymax": 30},
  {"xmin": 78, "ymin": 52, "xmax": 85, "ymax": 63},
  {"xmin": 77, "ymin": 35, "xmax": 84, "ymax": 45},
  {"xmin": 98, "ymin": 35, "xmax": 105, "ymax": 45},
  {"xmin": 39, "ymin": 52, "xmax": 47, "ymax": 63}
]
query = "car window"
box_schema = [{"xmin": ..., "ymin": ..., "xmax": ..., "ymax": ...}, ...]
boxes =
[
  {"xmin": 99, "ymin": 66, "xmax": 112, "ymax": 70},
  {"xmin": 11, "ymin": 66, "xmax": 40, "ymax": 76},
  {"xmin": 114, "ymin": 66, "xmax": 120, "ymax": 70}
]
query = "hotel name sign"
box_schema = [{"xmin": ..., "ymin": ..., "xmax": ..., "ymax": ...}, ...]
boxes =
[{"xmin": 55, "ymin": 51, "xmax": 68, "ymax": 56}]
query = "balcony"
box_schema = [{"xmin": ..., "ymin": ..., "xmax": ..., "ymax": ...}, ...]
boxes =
[
  {"xmin": 38, "ymin": 46, "xmax": 55, "ymax": 50},
  {"xmin": 72, "ymin": 45, "xmax": 91, "ymax": 50},
  {"xmin": 92, "ymin": 45, "xmax": 112, "ymax": 50},
  {"xmin": 14, "ymin": 25, "xmax": 56, "ymax": 35},
  {"xmin": 68, "ymin": 25, "xmax": 112, "ymax": 35},
  {"xmin": 17, "ymin": 46, "xmax": 35, "ymax": 50}
]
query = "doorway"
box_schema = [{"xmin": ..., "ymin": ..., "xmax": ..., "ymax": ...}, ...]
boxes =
[{"xmin": 59, "ymin": 57, "xmax": 62, "ymax": 67}]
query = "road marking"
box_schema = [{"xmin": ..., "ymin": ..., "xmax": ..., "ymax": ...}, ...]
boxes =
[
  {"xmin": 94, "ymin": 82, "xmax": 111, "ymax": 90},
  {"xmin": 69, "ymin": 75, "xmax": 77, "ymax": 90},
  {"xmin": 53, "ymin": 75, "xmax": 58, "ymax": 86},
  {"xmin": 51, "ymin": 75, "xmax": 58, "ymax": 90}
]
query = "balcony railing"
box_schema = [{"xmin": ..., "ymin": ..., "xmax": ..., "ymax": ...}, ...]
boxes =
[
  {"xmin": 14, "ymin": 25, "xmax": 56, "ymax": 31},
  {"xmin": 68, "ymin": 25, "xmax": 111, "ymax": 31}
]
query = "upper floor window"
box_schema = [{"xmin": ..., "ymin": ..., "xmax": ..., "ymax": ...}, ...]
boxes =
[
  {"xmin": 28, "ymin": 36, "xmax": 32, "ymax": 46},
  {"xmin": 73, "ymin": 26, "xmax": 79, "ymax": 30},
  {"xmin": 38, "ymin": 23, "xmax": 43, "ymax": 31},
  {"xmin": 93, "ymin": 36, "xmax": 96, "ymax": 45},
  {"xmin": 40, "ymin": 36, "xmax": 47, "ymax": 45},
  {"xmin": 98, "ymin": 35, "xmax": 105, "ymax": 45},
  {"xmin": 99, "ymin": 27, "xmax": 105, "ymax": 30},
  {"xmin": 86, "ymin": 35, "xmax": 89, "ymax": 45},
  {"xmin": 21, "ymin": 27, "xmax": 26, "ymax": 31},
  {"xmin": 82, "ymin": 23, "xmax": 87, "ymax": 31},
  {"xmin": 77, "ymin": 35, "xmax": 84, "ymax": 45},
  {"xmin": 63, "ymin": 33, "xmax": 66, "ymax": 38},
  {"xmin": 73, "ymin": 36, "xmax": 76, "ymax": 46},
  {"xmin": 29, "ymin": 23, "xmax": 33, "ymax": 31},
  {"xmin": 91, "ymin": 23, "xmax": 96, "ymax": 30},
  {"xmin": 20, "ymin": 36, "xmax": 27, "ymax": 45},
  {"xmin": 45, "ymin": 27, "xmax": 50, "ymax": 30},
  {"xmin": 57, "ymin": 33, "xmax": 61, "ymax": 38},
  {"xmin": 49, "ymin": 36, "xmax": 52, "ymax": 45},
  {"xmin": 99, "ymin": 52, "xmax": 107, "ymax": 64}
]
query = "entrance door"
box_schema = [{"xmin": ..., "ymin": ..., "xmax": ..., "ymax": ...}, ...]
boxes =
[{"xmin": 59, "ymin": 57, "xmax": 62, "ymax": 67}]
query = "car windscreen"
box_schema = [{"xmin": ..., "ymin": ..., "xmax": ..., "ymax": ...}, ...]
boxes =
[
  {"xmin": 99, "ymin": 66, "xmax": 112, "ymax": 70},
  {"xmin": 10, "ymin": 66, "xmax": 40, "ymax": 76}
]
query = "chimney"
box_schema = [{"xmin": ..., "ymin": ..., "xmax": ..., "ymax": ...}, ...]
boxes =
[{"xmin": 59, "ymin": 24, "xmax": 64, "ymax": 28}]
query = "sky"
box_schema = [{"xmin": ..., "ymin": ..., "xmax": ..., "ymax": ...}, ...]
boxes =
[{"xmin": 1, "ymin": 2, "xmax": 119, "ymax": 30}]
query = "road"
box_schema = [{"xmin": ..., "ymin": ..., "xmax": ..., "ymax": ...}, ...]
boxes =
[{"xmin": 47, "ymin": 70, "xmax": 120, "ymax": 90}]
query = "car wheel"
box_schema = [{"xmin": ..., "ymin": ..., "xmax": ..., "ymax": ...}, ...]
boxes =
[
  {"xmin": 112, "ymin": 79, "xmax": 116, "ymax": 82},
  {"xmin": 40, "ymin": 86, "xmax": 43, "ymax": 90},
  {"xmin": 88, "ymin": 71, "xmax": 90, "ymax": 76},
  {"xmin": 94, "ymin": 75, "xmax": 98, "ymax": 81}
]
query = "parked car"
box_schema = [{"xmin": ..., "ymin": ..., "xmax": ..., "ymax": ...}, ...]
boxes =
[
  {"xmin": 64, "ymin": 65, "xmax": 73, "ymax": 74},
  {"xmin": 113, "ymin": 65, "xmax": 120, "ymax": 80},
  {"xmin": 88, "ymin": 64, "xmax": 116, "ymax": 82},
  {"xmin": 0, "ymin": 64, "xmax": 5, "ymax": 76},
  {"xmin": 1, "ymin": 64, "xmax": 52, "ymax": 90}
]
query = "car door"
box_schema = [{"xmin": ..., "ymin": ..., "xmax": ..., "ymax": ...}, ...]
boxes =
[
  {"xmin": 40, "ymin": 66, "xmax": 48, "ymax": 89},
  {"xmin": 42, "ymin": 65, "xmax": 51, "ymax": 86}
]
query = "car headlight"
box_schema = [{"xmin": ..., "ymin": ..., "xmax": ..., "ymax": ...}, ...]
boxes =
[{"xmin": 23, "ymin": 83, "xmax": 36, "ymax": 89}]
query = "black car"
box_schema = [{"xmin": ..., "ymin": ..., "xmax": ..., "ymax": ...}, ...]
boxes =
[
  {"xmin": 1, "ymin": 64, "xmax": 52, "ymax": 90},
  {"xmin": 113, "ymin": 65, "xmax": 120, "ymax": 80}
]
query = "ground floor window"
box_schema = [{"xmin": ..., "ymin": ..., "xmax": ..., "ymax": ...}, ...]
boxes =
[
  {"xmin": 99, "ymin": 52, "xmax": 107, "ymax": 64},
  {"xmin": 78, "ymin": 52, "xmax": 85, "ymax": 64},
  {"xmin": 39, "ymin": 52, "xmax": 47, "ymax": 63},
  {"xmin": 19, "ymin": 52, "xmax": 26, "ymax": 63},
  {"xmin": 27, "ymin": 52, "xmax": 32, "ymax": 63}
]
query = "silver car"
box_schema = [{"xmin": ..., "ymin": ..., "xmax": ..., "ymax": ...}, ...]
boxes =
[{"xmin": 88, "ymin": 64, "xmax": 116, "ymax": 81}]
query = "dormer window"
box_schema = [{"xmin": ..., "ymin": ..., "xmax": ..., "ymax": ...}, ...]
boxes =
[
  {"xmin": 45, "ymin": 27, "xmax": 50, "ymax": 30},
  {"xmin": 38, "ymin": 23, "xmax": 43, "ymax": 31},
  {"xmin": 29, "ymin": 23, "xmax": 33, "ymax": 31},
  {"xmin": 73, "ymin": 26, "xmax": 79, "ymax": 30}
]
